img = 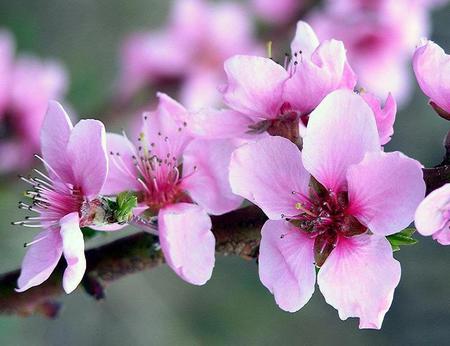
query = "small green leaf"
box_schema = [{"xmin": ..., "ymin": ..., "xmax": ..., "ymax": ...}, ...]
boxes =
[
  {"xmin": 115, "ymin": 191, "xmax": 138, "ymax": 223},
  {"xmin": 387, "ymin": 227, "xmax": 418, "ymax": 251}
]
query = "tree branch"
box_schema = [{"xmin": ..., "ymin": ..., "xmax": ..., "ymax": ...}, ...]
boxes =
[
  {"xmin": 0, "ymin": 164, "xmax": 449, "ymax": 318},
  {"xmin": 0, "ymin": 206, "xmax": 266, "ymax": 317}
]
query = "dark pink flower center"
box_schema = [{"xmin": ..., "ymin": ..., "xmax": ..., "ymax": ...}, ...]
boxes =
[
  {"xmin": 287, "ymin": 178, "xmax": 367, "ymax": 267},
  {"xmin": 15, "ymin": 156, "xmax": 84, "ymax": 237}
]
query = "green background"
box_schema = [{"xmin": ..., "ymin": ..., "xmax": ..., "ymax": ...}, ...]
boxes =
[{"xmin": 0, "ymin": 1, "xmax": 449, "ymax": 345}]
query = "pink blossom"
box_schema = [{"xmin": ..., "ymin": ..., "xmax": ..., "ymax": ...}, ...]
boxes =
[
  {"xmin": 413, "ymin": 39, "xmax": 450, "ymax": 118},
  {"xmin": 16, "ymin": 102, "xmax": 108, "ymax": 294},
  {"xmin": 229, "ymin": 89, "xmax": 425, "ymax": 328},
  {"xmin": 0, "ymin": 30, "xmax": 68, "ymax": 174},
  {"xmin": 102, "ymin": 93, "xmax": 242, "ymax": 285},
  {"xmin": 309, "ymin": 0, "xmax": 430, "ymax": 104},
  {"xmin": 119, "ymin": 0, "xmax": 258, "ymax": 110},
  {"xmin": 191, "ymin": 21, "xmax": 356, "ymax": 141},
  {"xmin": 250, "ymin": 0, "xmax": 304, "ymax": 24},
  {"xmin": 415, "ymin": 184, "xmax": 450, "ymax": 245}
]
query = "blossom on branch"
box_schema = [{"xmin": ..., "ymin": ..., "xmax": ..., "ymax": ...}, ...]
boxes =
[
  {"xmin": 15, "ymin": 102, "xmax": 109, "ymax": 294},
  {"xmin": 415, "ymin": 184, "xmax": 450, "ymax": 245},
  {"xmin": 413, "ymin": 39, "xmax": 450, "ymax": 119},
  {"xmin": 102, "ymin": 93, "xmax": 242, "ymax": 285},
  {"xmin": 229, "ymin": 89, "xmax": 426, "ymax": 328}
]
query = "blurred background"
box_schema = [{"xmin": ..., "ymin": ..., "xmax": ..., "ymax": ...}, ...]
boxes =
[{"xmin": 0, "ymin": 0, "xmax": 449, "ymax": 345}]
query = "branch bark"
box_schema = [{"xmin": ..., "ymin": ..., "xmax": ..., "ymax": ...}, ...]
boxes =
[
  {"xmin": 0, "ymin": 165, "xmax": 449, "ymax": 318},
  {"xmin": 0, "ymin": 206, "xmax": 266, "ymax": 317}
]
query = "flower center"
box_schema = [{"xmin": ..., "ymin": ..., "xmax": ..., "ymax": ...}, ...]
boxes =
[
  {"xmin": 287, "ymin": 178, "xmax": 367, "ymax": 267},
  {"xmin": 14, "ymin": 155, "xmax": 84, "ymax": 238}
]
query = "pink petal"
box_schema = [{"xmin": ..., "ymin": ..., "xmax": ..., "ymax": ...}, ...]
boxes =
[
  {"xmin": 60, "ymin": 212, "xmax": 86, "ymax": 294},
  {"xmin": 318, "ymin": 235, "xmax": 401, "ymax": 329},
  {"xmin": 187, "ymin": 108, "xmax": 254, "ymax": 139},
  {"xmin": 182, "ymin": 138, "xmax": 243, "ymax": 215},
  {"xmin": 347, "ymin": 151, "xmax": 425, "ymax": 236},
  {"xmin": 415, "ymin": 184, "xmax": 450, "ymax": 241},
  {"xmin": 251, "ymin": 0, "xmax": 302, "ymax": 24},
  {"xmin": 0, "ymin": 30, "xmax": 14, "ymax": 114},
  {"xmin": 229, "ymin": 136, "xmax": 310, "ymax": 220},
  {"xmin": 66, "ymin": 119, "xmax": 108, "ymax": 197},
  {"xmin": 361, "ymin": 92, "xmax": 397, "ymax": 145},
  {"xmin": 102, "ymin": 133, "xmax": 141, "ymax": 195},
  {"xmin": 259, "ymin": 220, "xmax": 316, "ymax": 312},
  {"xmin": 180, "ymin": 70, "xmax": 222, "ymax": 110},
  {"xmin": 222, "ymin": 55, "xmax": 288, "ymax": 118},
  {"xmin": 290, "ymin": 21, "xmax": 320, "ymax": 58},
  {"xmin": 142, "ymin": 93, "xmax": 192, "ymax": 161},
  {"xmin": 413, "ymin": 40, "xmax": 450, "ymax": 113},
  {"xmin": 284, "ymin": 39, "xmax": 356, "ymax": 114},
  {"xmin": 40, "ymin": 101, "xmax": 74, "ymax": 182},
  {"xmin": 16, "ymin": 229, "xmax": 63, "ymax": 292},
  {"xmin": 302, "ymin": 89, "xmax": 380, "ymax": 192},
  {"xmin": 158, "ymin": 203, "xmax": 215, "ymax": 285}
]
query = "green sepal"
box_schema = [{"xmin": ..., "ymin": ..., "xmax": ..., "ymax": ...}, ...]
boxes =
[
  {"xmin": 115, "ymin": 191, "xmax": 138, "ymax": 223},
  {"xmin": 81, "ymin": 227, "xmax": 100, "ymax": 240},
  {"xmin": 387, "ymin": 227, "xmax": 418, "ymax": 252}
]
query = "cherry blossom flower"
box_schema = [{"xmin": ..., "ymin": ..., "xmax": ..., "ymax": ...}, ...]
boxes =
[
  {"xmin": 190, "ymin": 21, "xmax": 356, "ymax": 143},
  {"xmin": 309, "ymin": 0, "xmax": 431, "ymax": 104},
  {"xmin": 413, "ymin": 39, "xmax": 450, "ymax": 118},
  {"xmin": 0, "ymin": 29, "xmax": 68, "ymax": 174},
  {"xmin": 15, "ymin": 102, "xmax": 108, "ymax": 294},
  {"xmin": 102, "ymin": 93, "xmax": 242, "ymax": 285},
  {"xmin": 119, "ymin": 0, "xmax": 259, "ymax": 109},
  {"xmin": 415, "ymin": 184, "xmax": 450, "ymax": 245},
  {"xmin": 229, "ymin": 89, "xmax": 425, "ymax": 328}
]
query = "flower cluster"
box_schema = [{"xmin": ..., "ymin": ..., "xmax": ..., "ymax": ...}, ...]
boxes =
[{"xmin": 12, "ymin": 16, "xmax": 450, "ymax": 331}]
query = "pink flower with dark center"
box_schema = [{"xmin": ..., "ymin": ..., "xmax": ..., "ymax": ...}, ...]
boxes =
[
  {"xmin": 15, "ymin": 102, "xmax": 108, "ymax": 294},
  {"xmin": 229, "ymin": 89, "xmax": 425, "ymax": 328},
  {"xmin": 119, "ymin": 0, "xmax": 259, "ymax": 110},
  {"xmin": 415, "ymin": 184, "xmax": 450, "ymax": 245},
  {"xmin": 413, "ymin": 39, "xmax": 450, "ymax": 119},
  {"xmin": 190, "ymin": 21, "xmax": 357, "ymax": 143},
  {"xmin": 102, "ymin": 93, "xmax": 242, "ymax": 285},
  {"xmin": 0, "ymin": 30, "xmax": 68, "ymax": 174}
]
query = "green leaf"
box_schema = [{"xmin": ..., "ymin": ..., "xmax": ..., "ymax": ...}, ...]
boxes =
[
  {"xmin": 115, "ymin": 191, "xmax": 138, "ymax": 223},
  {"xmin": 387, "ymin": 227, "xmax": 418, "ymax": 251}
]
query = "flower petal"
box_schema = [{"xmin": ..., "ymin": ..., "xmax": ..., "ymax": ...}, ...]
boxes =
[
  {"xmin": 182, "ymin": 139, "xmax": 243, "ymax": 215},
  {"xmin": 188, "ymin": 108, "xmax": 254, "ymax": 139},
  {"xmin": 302, "ymin": 89, "xmax": 380, "ymax": 192},
  {"xmin": 16, "ymin": 229, "xmax": 63, "ymax": 292},
  {"xmin": 66, "ymin": 119, "xmax": 108, "ymax": 197},
  {"xmin": 259, "ymin": 220, "xmax": 316, "ymax": 312},
  {"xmin": 347, "ymin": 151, "xmax": 425, "ymax": 236},
  {"xmin": 102, "ymin": 133, "xmax": 140, "ymax": 195},
  {"xmin": 60, "ymin": 212, "xmax": 86, "ymax": 294},
  {"xmin": 415, "ymin": 183, "xmax": 450, "ymax": 240},
  {"xmin": 222, "ymin": 55, "xmax": 288, "ymax": 118},
  {"xmin": 229, "ymin": 136, "xmax": 310, "ymax": 220},
  {"xmin": 318, "ymin": 235, "xmax": 401, "ymax": 329},
  {"xmin": 290, "ymin": 21, "xmax": 320, "ymax": 58},
  {"xmin": 413, "ymin": 40, "xmax": 450, "ymax": 113},
  {"xmin": 158, "ymin": 203, "xmax": 215, "ymax": 285},
  {"xmin": 284, "ymin": 39, "xmax": 356, "ymax": 115},
  {"xmin": 142, "ymin": 93, "xmax": 192, "ymax": 161},
  {"xmin": 40, "ymin": 101, "xmax": 74, "ymax": 182},
  {"xmin": 361, "ymin": 92, "xmax": 397, "ymax": 145}
]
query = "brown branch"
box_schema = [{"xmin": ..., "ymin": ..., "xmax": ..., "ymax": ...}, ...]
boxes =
[
  {"xmin": 0, "ymin": 206, "xmax": 266, "ymax": 317},
  {"xmin": 1, "ymin": 164, "xmax": 449, "ymax": 318}
]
